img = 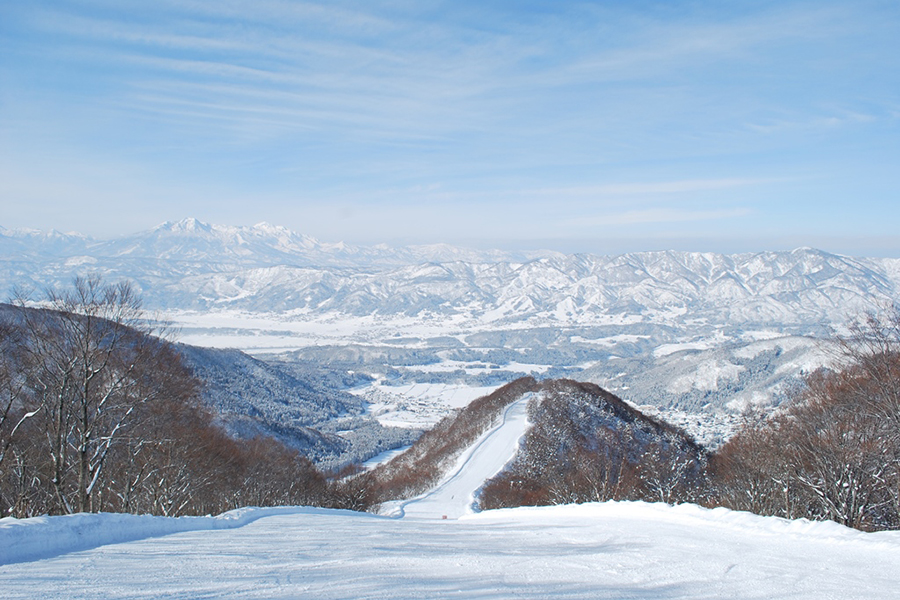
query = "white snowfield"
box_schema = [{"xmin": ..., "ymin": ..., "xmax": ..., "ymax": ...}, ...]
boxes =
[
  {"xmin": 0, "ymin": 506, "xmax": 308, "ymax": 566},
  {"xmin": 389, "ymin": 394, "xmax": 532, "ymax": 519},
  {"xmin": 2, "ymin": 502, "xmax": 899, "ymax": 599}
]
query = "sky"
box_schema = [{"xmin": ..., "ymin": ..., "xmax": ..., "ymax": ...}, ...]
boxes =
[{"xmin": 1, "ymin": 0, "xmax": 898, "ymax": 255}]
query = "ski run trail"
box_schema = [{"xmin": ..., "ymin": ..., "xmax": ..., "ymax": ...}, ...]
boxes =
[
  {"xmin": 3, "ymin": 392, "xmax": 900, "ymax": 599},
  {"xmin": 388, "ymin": 393, "xmax": 533, "ymax": 520}
]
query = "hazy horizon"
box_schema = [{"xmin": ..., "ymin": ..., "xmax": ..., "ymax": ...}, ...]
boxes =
[{"xmin": 5, "ymin": 216, "xmax": 900, "ymax": 259}]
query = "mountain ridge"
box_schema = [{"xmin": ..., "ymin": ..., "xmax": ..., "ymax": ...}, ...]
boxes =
[
  {"xmin": 3, "ymin": 219, "xmax": 897, "ymax": 332},
  {"xmin": 0, "ymin": 218, "xmax": 556, "ymax": 269}
]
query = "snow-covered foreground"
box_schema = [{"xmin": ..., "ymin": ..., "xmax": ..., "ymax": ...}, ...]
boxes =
[{"xmin": 3, "ymin": 502, "xmax": 899, "ymax": 599}]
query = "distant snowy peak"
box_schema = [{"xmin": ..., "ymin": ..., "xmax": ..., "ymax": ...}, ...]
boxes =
[
  {"xmin": 0, "ymin": 225, "xmax": 88, "ymax": 240},
  {"xmin": 0, "ymin": 226, "xmax": 91, "ymax": 257},
  {"xmin": 154, "ymin": 218, "xmax": 320, "ymax": 249},
  {"xmin": 89, "ymin": 218, "xmax": 337, "ymax": 265},
  {"xmin": 155, "ymin": 218, "xmax": 212, "ymax": 234},
  {"xmin": 1, "ymin": 219, "xmax": 549, "ymax": 268}
]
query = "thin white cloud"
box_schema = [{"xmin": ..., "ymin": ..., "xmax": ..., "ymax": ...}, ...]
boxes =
[
  {"xmin": 24, "ymin": 0, "xmax": 875, "ymax": 160},
  {"xmin": 154, "ymin": 0, "xmax": 401, "ymax": 34},
  {"xmin": 26, "ymin": 12, "xmax": 248, "ymax": 53},
  {"xmin": 516, "ymin": 179, "xmax": 770, "ymax": 198},
  {"xmin": 562, "ymin": 208, "xmax": 752, "ymax": 228},
  {"xmin": 747, "ymin": 112, "xmax": 879, "ymax": 134},
  {"xmin": 496, "ymin": 4, "xmax": 858, "ymax": 90}
]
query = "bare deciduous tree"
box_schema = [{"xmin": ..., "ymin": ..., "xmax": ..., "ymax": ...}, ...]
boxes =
[
  {"xmin": 1, "ymin": 277, "xmax": 355, "ymax": 518},
  {"xmin": 10, "ymin": 276, "xmax": 184, "ymax": 513},
  {"xmin": 710, "ymin": 307, "xmax": 900, "ymax": 531}
]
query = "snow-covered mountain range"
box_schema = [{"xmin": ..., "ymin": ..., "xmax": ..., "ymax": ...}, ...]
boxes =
[
  {"xmin": 0, "ymin": 218, "xmax": 548, "ymax": 271},
  {"xmin": 3, "ymin": 218, "xmax": 898, "ymax": 443},
  {"xmin": 3, "ymin": 218, "xmax": 897, "ymax": 326}
]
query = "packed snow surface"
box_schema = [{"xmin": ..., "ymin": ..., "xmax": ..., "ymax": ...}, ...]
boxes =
[
  {"xmin": 3, "ymin": 502, "xmax": 899, "ymax": 599},
  {"xmin": 0, "ymin": 507, "xmax": 306, "ymax": 566}
]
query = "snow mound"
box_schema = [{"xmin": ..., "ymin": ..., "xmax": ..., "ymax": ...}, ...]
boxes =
[
  {"xmin": 0, "ymin": 506, "xmax": 315, "ymax": 565},
  {"xmin": 468, "ymin": 501, "xmax": 900, "ymax": 549}
]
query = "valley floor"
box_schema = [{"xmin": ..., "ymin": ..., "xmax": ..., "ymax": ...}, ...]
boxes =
[{"xmin": 2, "ymin": 502, "xmax": 898, "ymax": 599}]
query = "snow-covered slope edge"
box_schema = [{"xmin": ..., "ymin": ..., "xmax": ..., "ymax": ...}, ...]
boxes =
[
  {"xmin": 466, "ymin": 501, "xmax": 900, "ymax": 547},
  {"xmin": 0, "ymin": 506, "xmax": 340, "ymax": 566}
]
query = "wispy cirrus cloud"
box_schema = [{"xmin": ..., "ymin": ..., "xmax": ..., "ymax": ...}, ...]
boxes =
[
  {"xmin": 561, "ymin": 207, "xmax": 752, "ymax": 228},
  {"xmin": 512, "ymin": 178, "xmax": 771, "ymax": 199}
]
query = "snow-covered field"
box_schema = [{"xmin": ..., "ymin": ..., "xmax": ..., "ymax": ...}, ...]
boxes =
[
  {"xmin": 3, "ymin": 503, "xmax": 898, "ymax": 599},
  {"xmin": 167, "ymin": 309, "xmax": 832, "ymax": 438},
  {"xmin": 358, "ymin": 382, "xmax": 503, "ymax": 429},
  {"xmin": 170, "ymin": 309, "xmax": 475, "ymax": 352}
]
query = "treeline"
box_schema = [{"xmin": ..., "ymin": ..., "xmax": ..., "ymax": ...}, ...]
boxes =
[
  {"xmin": 0, "ymin": 277, "xmax": 352, "ymax": 518},
  {"xmin": 710, "ymin": 310, "xmax": 900, "ymax": 531}
]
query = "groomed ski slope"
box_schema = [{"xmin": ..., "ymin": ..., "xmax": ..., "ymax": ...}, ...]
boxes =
[
  {"xmin": 2, "ymin": 502, "xmax": 899, "ymax": 599},
  {"xmin": 389, "ymin": 393, "xmax": 532, "ymax": 519}
]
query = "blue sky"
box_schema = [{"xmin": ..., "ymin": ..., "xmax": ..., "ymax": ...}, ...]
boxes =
[{"xmin": 1, "ymin": 1, "xmax": 898, "ymax": 255}]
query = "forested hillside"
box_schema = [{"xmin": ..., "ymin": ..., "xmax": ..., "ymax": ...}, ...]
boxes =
[
  {"xmin": 480, "ymin": 379, "xmax": 707, "ymax": 509},
  {"xmin": 362, "ymin": 307, "xmax": 900, "ymax": 533},
  {"xmin": 361, "ymin": 377, "xmax": 705, "ymax": 512},
  {"xmin": 0, "ymin": 280, "xmax": 362, "ymax": 517},
  {"xmin": 709, "ymin": 310, "xmax": 900, "ymax": 530},
  {"xmin": 177, "ymin": 346, "xmax": 419, "ymax": 469}
]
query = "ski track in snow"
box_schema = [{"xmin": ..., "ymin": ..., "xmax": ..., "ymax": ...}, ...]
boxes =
[
  {"xmin": 390, "ymin": 394, "xmax": 532, "ymax": 520},
  {"xmin": 2, "ymin": 502, "xmax": 899, "ymax": 599}
]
